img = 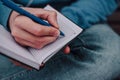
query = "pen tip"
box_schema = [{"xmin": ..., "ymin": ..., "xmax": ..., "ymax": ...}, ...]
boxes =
[
  {"xmin": 60, "ymin": 31, "xmax": 65, "ymax": 37},
  {"xmin": 59, "ymin": 35, "xmax": 65, "ymax": 38}
]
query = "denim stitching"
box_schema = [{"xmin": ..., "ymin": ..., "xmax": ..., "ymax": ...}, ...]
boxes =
[
  {"xmin": 77, "ymin": 36, "xmax": 87, "ymax": 48},
  {"xmin": 1, "ymin": 69, "xmax": 33, "ymax": 80}
]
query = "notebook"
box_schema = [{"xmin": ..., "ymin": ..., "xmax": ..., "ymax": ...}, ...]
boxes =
[{"xmin": 0, "ymin": 5, "xmax": 82, "ymax": 70}]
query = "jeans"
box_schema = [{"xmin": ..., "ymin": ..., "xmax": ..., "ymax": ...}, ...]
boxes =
[{"xmin": 0, "ymin": 24, "xmax": 120, "ymax": 80}]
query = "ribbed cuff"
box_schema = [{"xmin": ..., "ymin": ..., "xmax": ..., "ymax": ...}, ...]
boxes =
[{"xmin": 0, "ymin": 3, "xmax": 12, "ymax": 30}]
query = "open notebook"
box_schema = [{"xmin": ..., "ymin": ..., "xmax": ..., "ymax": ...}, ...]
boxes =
[{"xmin": 0, "ymin": 5, "xmax": 82, "ymax": 70}]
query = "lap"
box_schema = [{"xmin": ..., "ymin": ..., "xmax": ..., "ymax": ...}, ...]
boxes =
[{"xmin": 0, "ymin": 24, "xmax": 120, "ymax": 80}]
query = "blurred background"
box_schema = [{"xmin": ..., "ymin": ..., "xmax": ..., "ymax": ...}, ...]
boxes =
[
  {"xmin": 108, "ymin": 4, "xmax": 120, "ymax": 80},
  {"xmin": 108, "ymin": 5, "xmax": 120, "ymax": 35}
]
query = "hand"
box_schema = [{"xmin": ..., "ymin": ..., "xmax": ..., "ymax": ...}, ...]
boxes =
[
  {"xmin": 9, "ymin": 7, "xmax": 60, "ymax": 49},
  {"xmin": 9, "ymin": 7, "xmax": 70, "ymax": 69}
]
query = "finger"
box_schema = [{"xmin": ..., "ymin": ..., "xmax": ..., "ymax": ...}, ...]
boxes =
[
  {"xmin": 40, "ymin": 63, "xmax": 45, "ymax": 69},
  {"xmin": 14, "ymin": 37, "xmax": 40, "ymax": 48},
  {"xmin": 11, "ymin": 27, "xmax": 38, "ymax": 43},
  {"xmin": 27, "ymin": 24, "xmax": 60, "ymax": 37},
  {"xmin": 12, "ymin": 26, "xmax": 58, "ymax": 48},
  {"xmin": 21, "ymin": 8, "xmax": 59, "ymax": 29},
  {"xmin": 63, "ymin": 46, "xmax": 70, "ymax": 54},
  {"xmin": 38, "ymin": 36, "xmax": 57, "ymax": 48},
  {"xmin": 10, "ymin": 59, "xmax": 32, "ymax": 70},
  {"xmin": 10, "ymin": 59, "xmax": 22, "ymax": 66},
  {"xmin": 15, "ymin": 16, "xmax": 60, "ymax": 37},
  {"xmin": 15, "ymin": 35, "xmax": 57, "ymax": 49},
  {"xmin": 38, "ymin": 10, "xmax": 59, "ymax": 29},
  {"xmin": 47, "ymin": 11, "xmax": 59, "ymax": 29}
]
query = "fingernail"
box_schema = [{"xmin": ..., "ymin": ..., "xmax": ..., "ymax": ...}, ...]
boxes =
[{"xmin": 54, "ymin": 30, "xmax": 60, "ymax": 37}]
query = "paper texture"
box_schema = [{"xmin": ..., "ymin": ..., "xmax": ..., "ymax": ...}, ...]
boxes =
[
  {"xmin": 0, "ymin": 5, "xmax": 82, "ymax": 69},
  {"xmin": 0, "ymin": 25, "xmax": 40, "ymax": 69},
  {"xmin": 29, "ymin": 5, "xmax": 82, "ymax": 65}
]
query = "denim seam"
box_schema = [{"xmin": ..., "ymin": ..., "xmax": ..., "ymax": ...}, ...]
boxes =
[
  {"xmin": 77, "ymin": 37, "xmax": 87, "ymax": 47},
  {"xmin": 1, "ymin": 69, "xmax": 31, "ymax": 80}
]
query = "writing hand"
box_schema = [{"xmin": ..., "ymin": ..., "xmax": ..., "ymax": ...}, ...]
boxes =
[
  {"xmin": 9, "ymin": 7, "xmax": 71, "ymax": 69},
  {"xmin": 9, "ymin": 7, "xmax": 60, "ymax": 49}
]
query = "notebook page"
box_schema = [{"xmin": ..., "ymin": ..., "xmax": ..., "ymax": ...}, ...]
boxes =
[
  {"xmin": 29, "ymin": 5, "xmax": 82, "ymax": 65},
  {"xmin": 0, "ymin": 25, "xmax": 39, "ymax": 69}
]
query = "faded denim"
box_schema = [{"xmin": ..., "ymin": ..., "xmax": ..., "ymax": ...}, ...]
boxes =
[{"xmin": 0, "ymin": 24, "xmax": 120, "ymax": 80}]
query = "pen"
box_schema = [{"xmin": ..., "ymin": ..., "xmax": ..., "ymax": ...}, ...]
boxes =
[{"xmin": 1, "ymin": 0, "xmax": 65, "ymax": 36}]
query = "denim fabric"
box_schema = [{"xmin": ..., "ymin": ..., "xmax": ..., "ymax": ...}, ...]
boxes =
[{"xmin": 0, "ymin": 24, "xmax": 120, "ymax": 80}]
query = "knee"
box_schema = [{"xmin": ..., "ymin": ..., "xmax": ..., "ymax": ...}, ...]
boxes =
[
  {"xmin": 73, "ymin": 24, "xmax": 120, "ymax": 62},
  {"xmin": 79, "ymin": 24, "xmax": 120, "ymax": 51}
]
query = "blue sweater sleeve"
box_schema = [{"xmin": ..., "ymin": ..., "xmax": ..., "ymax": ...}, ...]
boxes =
[
  {"xmin": 0, "ymin": 0, "xmax": 12, "ymax": 30},
  {"xmin": 0, "ymin": 0, "xmax": 118, "ymax": 30},
  {"xmin": 61, "ymin": 0, "xmax": 118, "ymax": 29}
]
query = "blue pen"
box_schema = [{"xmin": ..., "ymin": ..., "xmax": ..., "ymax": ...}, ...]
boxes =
[{"xmin": 1, "ymin": 0, "xmax": 65, "ymax": 36}]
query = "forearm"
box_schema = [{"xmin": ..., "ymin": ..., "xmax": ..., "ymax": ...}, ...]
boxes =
[{"xmin": 61, "ymin": 0, "xmax": 118, "ymax": 29}]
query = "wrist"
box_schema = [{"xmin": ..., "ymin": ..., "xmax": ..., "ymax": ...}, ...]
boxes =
[{"xmin": 9, "ymin": 11, "xmax": 19, "ymax": 31}]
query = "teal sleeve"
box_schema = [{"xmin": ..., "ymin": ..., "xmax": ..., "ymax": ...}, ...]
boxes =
[
  {"xmin": 61, "ymin": 0, "xmax": 118, "ymax": 29},
  {"xmin": 0, "ymin": 0, "xmax": 12, "ymax": 30}
]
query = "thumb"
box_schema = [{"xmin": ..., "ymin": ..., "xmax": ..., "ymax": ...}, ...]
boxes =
[
  {"xmin": 21, "ymin": 7, "xmax": 59, "ymax": 29},
  {"xmin": 47, "ymin": 11, "xmax": 59, "ymax": 29}
]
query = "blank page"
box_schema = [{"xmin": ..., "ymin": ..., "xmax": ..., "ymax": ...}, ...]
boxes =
[
  {"xmin": 29, "ymin": 5, "xmax": 83, "ymax": 65},
  {"xmin": 0, "ymin": 25, "xmax": 39, "ymax": 69}
]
